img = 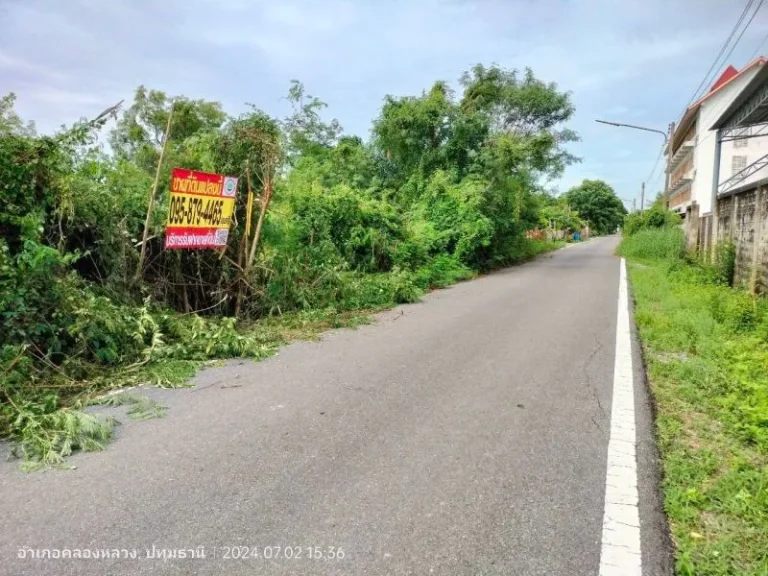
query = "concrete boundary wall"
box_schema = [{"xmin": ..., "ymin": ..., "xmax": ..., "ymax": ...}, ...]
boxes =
[{"xmin": 693, "ymin": 184, "xmax": 768, "ymax": 292}]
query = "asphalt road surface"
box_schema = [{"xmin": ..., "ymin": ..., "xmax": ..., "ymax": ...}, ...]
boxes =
[{"xmin": 0, "ymin": 236, "xmax": 672, "ymax": 576}]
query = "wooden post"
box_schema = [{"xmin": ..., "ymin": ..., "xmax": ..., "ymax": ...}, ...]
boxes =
[
  {"xmin": 246, "ymin": 175, "xmax": 272, "ymax": 271},
  {"xmin": 134, "ymin": 101, "xmax": 174, "ymax": 284},
  {"xmin": 234, "ymin": 139, "xmax": 278, "ymax": 317},
  {"xmin": 234, "ymin": 166, "xmax": 257, "ymax": 317},
  {"xmin": 236, "ymin": 161, "xmax": 254, "ymax": 270},
  {"xmin": 244, "ymin": 165, "xmax": 255, "ymax": 258}
]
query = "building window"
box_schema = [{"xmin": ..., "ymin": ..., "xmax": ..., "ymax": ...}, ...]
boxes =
[
  {"xmin": 734, "ymin": 127, "xmax": 750, "ymax": 148},
  {"xmin": 732, "ymin": 154, "xmax": 748, "ymax": 175}
]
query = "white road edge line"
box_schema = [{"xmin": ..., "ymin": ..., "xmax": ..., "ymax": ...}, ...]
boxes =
[{"xmin": 599, "ymin": 258, "xmax": 642, "ymax": 576}]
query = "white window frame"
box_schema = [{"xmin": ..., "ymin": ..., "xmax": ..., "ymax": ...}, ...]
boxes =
[
  {"xmin": 732, "ymin": 154, "xmax": 748, "ymax": 175},
  {"xmin": 734, "ymin": 127, "xmax": 750, "ymax": 148}
]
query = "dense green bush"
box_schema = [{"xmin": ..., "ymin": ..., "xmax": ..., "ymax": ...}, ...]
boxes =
[
  {"xmin": 623, "ymin": 197, "xmax": 681, "ymax": 237},
  {"xmin": 564, "ymin": 179, "xmax": 626, "ymax": 235},
  {"xmin": 1, "ymin": 66, "xmax": 580, "ymax": 463},
  {"xmin": 413, "ymin": 255, "xmax": 475, "ymax": 289}
]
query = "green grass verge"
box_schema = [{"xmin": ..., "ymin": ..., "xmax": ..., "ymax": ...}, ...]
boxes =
[
  {"xmin": 627, "ymin": 257, "xmax": 768, "ymax": 575},
  {"xmin": 524, "ymin": 238, "xmax": 568, "ymax": 259},
  {"xmin": 619, "ymin": 227, "xmax": 686, "ymax": 261}
]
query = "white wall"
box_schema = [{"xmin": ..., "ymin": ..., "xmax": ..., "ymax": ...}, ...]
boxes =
[
  {"xmin": 720, "ymin": 124, "xmax": 768, "ymax": 188},
  {"xmin": 692, "ymin": 65, "xmax": 768, "ymax": 214}
]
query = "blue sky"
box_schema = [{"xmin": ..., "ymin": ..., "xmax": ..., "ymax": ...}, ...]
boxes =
[{"xmin": 2, "ymin": 0, "xmax": 767, "ymax": 207}]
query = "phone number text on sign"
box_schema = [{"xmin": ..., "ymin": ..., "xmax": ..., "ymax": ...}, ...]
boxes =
[
  {"xmin": 168, "ymin": 194, "xmax": 228, "ymax": 228},
  {"xmin": 165, "ymin": 168, "xmax": 238, "ymax": 250}
]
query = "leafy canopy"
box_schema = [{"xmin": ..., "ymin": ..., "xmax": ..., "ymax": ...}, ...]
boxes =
[
  {"xmin": 563, "ymin": 179, "xmax": 626, "ymax": 235},
  {"xmin": 623, "ymin": 195, "xmax": 681, "ymax": 237},
  {"xmin": 1, "ymin": 63, "xmax": 593, "ymax": 463}
]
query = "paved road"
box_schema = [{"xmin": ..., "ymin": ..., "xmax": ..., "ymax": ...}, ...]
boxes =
[{"xmin": 0, "ymin": 237, "xmax": 672, "ymax": 576}]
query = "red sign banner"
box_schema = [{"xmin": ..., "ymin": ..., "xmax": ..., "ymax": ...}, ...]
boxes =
[{"xmin": 165, "ymin": 168, "xmax": 238, "ymax": 250}]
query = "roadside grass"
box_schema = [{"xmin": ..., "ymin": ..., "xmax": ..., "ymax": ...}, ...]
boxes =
[
  {"xmin": 621, "ymin": 230, "xmax": 768, "ymax": 575},
  {"xmin": 3, "ymin": 239, "xmax": 564, "ymax": 469},
  {"xmin": 619, "ymin": 227, "xmax": 685, "ymax": 261},
  {"xmin": 526, "ymin": 238, "xmax": 568, "ymax": 258}
]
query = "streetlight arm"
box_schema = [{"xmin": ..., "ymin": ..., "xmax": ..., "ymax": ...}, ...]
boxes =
[
  {"xmin": 595, "ymin": 119, "xmax": 668, "ymax": 144},
  {"xmin": 595, "ymin": 118, "xmax": 675, "ymax": 207}
]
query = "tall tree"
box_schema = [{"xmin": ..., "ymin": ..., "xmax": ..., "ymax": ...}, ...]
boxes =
[
  {"xmin": 109, "ymin": 86, "xmax": 226, "ymax": 173},
  {"xmin": 0, "ymin": 93, "xmax": 35, "ymax": 136},
  {"xmin": 282, "ymin": 80, "xmax": 342, "ymax": 162},
  {"xmin": 563, "ymin": 179, "xmax": 626, "ymax": 235},
  {"xmin": 373, "ymin": 81, "xmax": 455, "ymax": 181},
  {"xmin": 460, "ymin": 64, "xmax": 579, "ymax": 181}
]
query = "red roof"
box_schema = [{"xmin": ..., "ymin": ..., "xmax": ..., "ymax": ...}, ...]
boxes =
[
  {"xmin": 669, "ymin": 57, "xmax": 767, "ymax": 153},
  {"xmin": 709, "ymin": 65, "xmax": 740, "ymax": 93}
]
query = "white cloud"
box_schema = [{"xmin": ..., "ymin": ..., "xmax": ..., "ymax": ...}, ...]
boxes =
[
  {"xmin": 263, "ymin": 1, "xmax": 357, "ymax": 31},
  {"xmin": 0, "ymin": 50, "xmax": 64, "ymax": 81},
  {"xmin": 24, "ymin": 88, "xmax": 106, "ymax": 106}
]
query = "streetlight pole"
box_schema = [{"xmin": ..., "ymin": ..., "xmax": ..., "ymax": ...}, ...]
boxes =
[{"xmin": 595, "ymin": 119, "xmax": 674, "ymax": 206}]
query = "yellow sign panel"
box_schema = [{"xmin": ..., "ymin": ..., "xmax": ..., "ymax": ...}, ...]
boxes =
[
  {"xmin": 167, "ymin": 192, "xmax": 235, "ymax": 229},
  {"xmin": 165, "ymin": 168, "xmax": 238, "ymax": 249}
]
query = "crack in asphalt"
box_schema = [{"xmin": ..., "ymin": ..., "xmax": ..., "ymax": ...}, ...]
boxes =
[{"xmin": 584, "ymin": 336, "xmax": 606, "ymax": 432}]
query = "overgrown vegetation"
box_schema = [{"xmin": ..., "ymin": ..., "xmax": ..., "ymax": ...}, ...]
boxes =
[
  {"xmin": 92, "ymin": 393, "xmax": 168, "ymax": 422},
  {"xmin": 1, "ymin": 66, "xmax": 598, "ymax": 465},
  {"xmin": 619, "ymin": 227, "xmax": 686, "ymax": 261},
  {"xmin": 563, "ymin": 179, "xmax": 626, "ymax": 235},
  {"xmin": 619, "ymin": 227, "xmax": 768, "ymax": 576},
  {"xmin": 623, "ymin": 195, "xmax": 682, "ymax": 237}
]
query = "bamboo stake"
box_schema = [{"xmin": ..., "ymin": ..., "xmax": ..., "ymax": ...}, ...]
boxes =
[
  {"xmin": 233, "ymin": 128, "xmax": 279, "ymax": 317},
  {"xmin": 134, "ymin": 101, "xmax": 175, "ymax": 285},
  {"xmin": 234, "ymin": 165, "xmax": 255, "ymax": 317},
  {"xmin": 247, "ymin": 175, "xmax": 271, "ymax": 271},
  {"xmin": 244, "ymin": 165, "xmax": 255, "ymax": 259},
  {"xmin": 235, "ymin": 175, "xmax": 270, "ymax": 317}
]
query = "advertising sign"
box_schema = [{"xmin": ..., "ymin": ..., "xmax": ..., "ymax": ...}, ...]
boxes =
[{"xmin": 165, "ymin": 168, "xmax": 238, "ymax": 249}]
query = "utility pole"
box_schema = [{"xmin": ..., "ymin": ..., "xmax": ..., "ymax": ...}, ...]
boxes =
[
  {"xmin": 640, "ymin": 182, "xmax": 645, "ymax": 212},
  {"xmin": 632, "ymin": 198, "xmax": 636, "ymax": 213},
  {"xmin": 663, "ymin": 121, "xmax": 675, "ymax": 207}
]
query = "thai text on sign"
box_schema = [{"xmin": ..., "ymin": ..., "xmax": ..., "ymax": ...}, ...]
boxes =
[{"xmin": 165, "ymin": 168, "xmax": 238, "ymax": 249}]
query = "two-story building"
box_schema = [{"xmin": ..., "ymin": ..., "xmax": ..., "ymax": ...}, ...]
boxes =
[{"xmin": 667, "ymin": 57, "xmax": 768, "ymax": 218}]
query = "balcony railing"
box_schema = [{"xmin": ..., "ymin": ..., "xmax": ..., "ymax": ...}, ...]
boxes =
[
  {"xmin": 668, "ymin": 167, "xmax": 694, "ymax": 195},
  {"xmin": 669, "ymin": 138, "xmax": 695, "ymax": 171},
  {"xmin": 669, "ymin": 187, "xmax": 692, "ymax": 208}
]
